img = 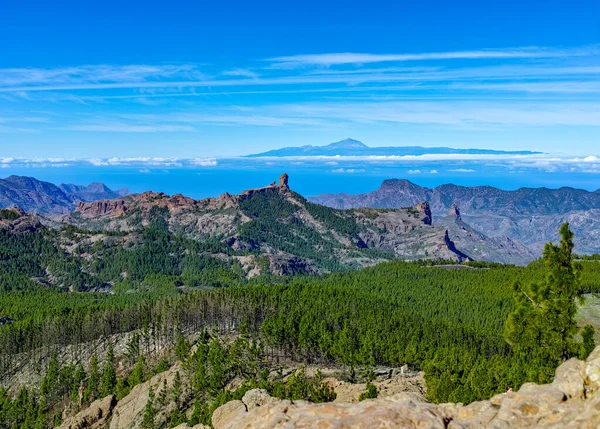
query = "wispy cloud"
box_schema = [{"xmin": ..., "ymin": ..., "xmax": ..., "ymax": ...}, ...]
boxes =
[
  {"xmin": 1, "ymin": 44, "xmax": 600, "ymax": 154},
  {"xmin": 266, "ymin": 45, "xmax": 600, "ymax": 67},
  {"xmin": 62, "ymin": 123, "xmax": 196, "ymax": 133},
  {"xmin": 1, "ymin": 46, "xmax": 598, "ymax": 96},
  {"xmin": 450, "ymin": 168, "xmax": 477, "ymax": 173},
  {"xmin": 0, "ymin": 64, "xmax": 204, "ymax": 87},
  {"xmin": 221, "ymin": 68, "xmax": 259, "ymax": 79},
  {"xmin": 331, "ymin": 168, "xmax": 365, "ymax": 173}
]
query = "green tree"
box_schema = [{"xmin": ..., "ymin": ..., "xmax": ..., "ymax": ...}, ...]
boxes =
[
  {"xmin": 100, "ymin": 344, "xmax": 117, "ymax": 397},
  {"xmin": 129, "ymin": 355, "xmax": 146, "ymax": 387},
  {"xmin": 172, "ymin": 371, "xmax": 182, "ymax": 406},
  {"xmin": 71, "ymin": 364, "xmax": 86, "ymax": 403},
  {"xmin": 142, "ymin": 387, "xmax": 156, "ymax": 429},
  {"xmin": 175, "ymin": 334, "xmax": 191, "ymax": 362},
  {"xmin": 359, "ymin": 382, "xmax": 378, "ymax": 401},
  {"xmin": 84, "ymin": 355, "xmax": 100, "ymax": 403},
  {"xmin": 581, "ymin": 325, "xmax": 596, "ymax": 359},
  {"xmin": 504, "ymin": 223, "xmax": 585, "ymax": 377}
]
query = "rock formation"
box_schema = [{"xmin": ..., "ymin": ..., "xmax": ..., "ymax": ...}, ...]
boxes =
[
  {"xmin": 75, "ymin": 199, "xmax": 128, "ymax": 219},
  {"xmin": 212, "ymin": 346, "xmax": 600, "ymax": 428},
  {"xmin": 279, "ymin": 173, "xmax": 289, "ymax": 189},
  {"xmin": 448, "ymin": 203, "xmax": 461, "ymax": 220},
  {"xmin": 415, "ymin": 201, "xmax": 432, "ymax": 225}
]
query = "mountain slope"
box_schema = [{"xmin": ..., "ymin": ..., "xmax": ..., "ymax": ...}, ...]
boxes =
[
  {"xmin": 64, "ymin": 174, "xmax": 469, "ymax": 274},
  {"xmin": 246, "ymin": 138, "xmax": 541, "ymax": 157},
  {"xmin": 310, "ymin": 179, "xmax": 600, "ymax": 255},
  {"xmin": 0, "ymin": 175, "xmax": 130, "ymax": 214},
  {"xmin": 439, "ymin": 205, "xmax": 537, "ymax": 265}
]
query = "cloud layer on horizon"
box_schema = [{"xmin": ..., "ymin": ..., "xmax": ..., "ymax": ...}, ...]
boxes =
[{"xmin": 2, "ymin": 153, "xmax": 600, "ymax": 176}]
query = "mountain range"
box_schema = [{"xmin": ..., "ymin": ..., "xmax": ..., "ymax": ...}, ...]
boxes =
[
  {"xmin": 0, "ymin": 174, "xmax": 553, "ymax": 267},
  {"xmin": 310, "ymin": 179, "xmax": 600, "ymax": 256},
  {"xmin": 0, "ymin": 175, "xmax": 130, "ymax": 214},
  {"xmin": 246, "ymin": 138, "xmax": 542, "ymax": 157},
  {"xmin": 62, "ymin": 174, "xmax": 469, "ymax": 274}
]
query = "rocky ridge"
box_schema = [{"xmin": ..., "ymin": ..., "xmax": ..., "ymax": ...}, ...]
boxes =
[
  {"xmin": 64, "ymin": 174, "xmax": 470, "ymax": 273},
  {"xmin": 310, "ymin": 179, "xmax": 600, "ymax": 256},
  {"xmin": 211, "ymin": 346, "xmax": 600, "ymax": 428}
]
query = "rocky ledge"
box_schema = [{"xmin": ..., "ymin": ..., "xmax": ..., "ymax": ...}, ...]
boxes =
[{"xmin": 212, "ymin": 346, "xmax": 600, "ymax": 428}]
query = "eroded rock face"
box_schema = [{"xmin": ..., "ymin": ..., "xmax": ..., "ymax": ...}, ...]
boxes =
[
  {"xmin": 58, "ymin": 395, "xmax": 115, "ymax": 429},
  {"xmin": 213, "ymin": 347, "xmax": 600, "ymax": 428},
  {"xmin": 448, "ymin": 204, "xmax": 461, "ymax": 220},
  {"xmin": 279, "ymin": 173, "xmax": 289, "ymax": 189},
  {"xmin": 109, "ymin": 364, "xmax": 184, "ymax": 429},
  {"xmin": 76, "ymin": 200, "xmax": 128, "ymax": 218},
  {"xmin": 415, "ymin": 201, "xmax": 432, "ymax": 225}
]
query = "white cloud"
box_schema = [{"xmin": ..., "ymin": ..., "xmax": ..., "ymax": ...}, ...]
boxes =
[
  {"xmin": 221, "ymin": 68, "xmax": 259, "ymax": 79},
  {"xmin": 266, "ymin": 46, "xmax": 599, "ymax": 67},
  {"xmin": 190, "ymin": 157, "xmax": 217, "ymax": 167},
  {"xmin": 331, "ymin": 168, "xmax": 365, "ymax": 174},
  {"xmin": 139, "ymin": 168, "xmax": 151, "ymax": 173},
  {"xmin": 450, "ymin": 168, "xmax": 477, "ymax": 173},
  {"xmin": 429, "ymin": 169, "xmax": 439, "ymax": 174},
  {"xmin": 408, "ymin": 169, "xmax": 421, "ymax": 174}
]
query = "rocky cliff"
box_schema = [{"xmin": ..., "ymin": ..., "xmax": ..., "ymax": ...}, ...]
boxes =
[{"xmin": 210, "ymin": 347, "xmax": 600, "ymax": 428}]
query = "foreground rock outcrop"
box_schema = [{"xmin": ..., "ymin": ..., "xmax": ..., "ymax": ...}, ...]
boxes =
[{"xmin": 213, "ymin": 346, "xmax": 600, "ymax": 428}]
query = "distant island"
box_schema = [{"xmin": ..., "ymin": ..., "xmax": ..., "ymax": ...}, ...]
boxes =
[{"xmin": 245, "ymin": 138, "xmax": 543, "ymax": 157}]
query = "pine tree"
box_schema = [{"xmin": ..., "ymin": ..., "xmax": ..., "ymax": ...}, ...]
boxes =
[
  {"xmin": 157, "ymin": 380, "xmax": 168, "ymax": 406},
  {"xmin": 40, "ymin": 351, "xmax": 59, "ymax": 401},
  {"xmin": 129, "ymin": 355, "xmax": 146, "ymax": 387},
  {"xmin": 100, "ymin": 344, "xmax": 117, "ymax": 397},
  {"xmin": 175, "ymin": 334, "xmax": 190, "ymax": 362},
  {"xmin": 115, "ymin": 377, "xmax": 131, "ymax": 401},
  {"xmin": 142, "ymin": 388, "xmax": 156, "ymax": 429},
  {"xmin": 171, "ymin": 371, "xmax": 182, "ymax": 406},
  {"xmin": 504, "ymin": 223, "xmax": 585, "ymax": 377},
  {"xmin": 85, "ymin": 355, "xmax": 100, "ymax": 403},
  {"xmin": 71, "ymin": 364, "xmax": 86, "ymax": 404},
  {"xmin": 581, "ymin": 325, "xmax": 596, "ymax": 359}
]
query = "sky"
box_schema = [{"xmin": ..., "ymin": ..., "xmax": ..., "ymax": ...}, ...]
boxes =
[{"xmin": 0, "ymin": 0, "xmax": 599, "ymax": 160}]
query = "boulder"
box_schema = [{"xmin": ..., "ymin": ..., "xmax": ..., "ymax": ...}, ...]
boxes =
[
  {"xmin": 586, "ymin": 345, "xmax": 600, "ymax": 396},
  {"xmin": 552, "ymin": 358, "xmax": 586, "ymax": 400},
  {"xmin": 217, "ymin": 392, "xmax": 447, "ymax": 429},
  {"xmin": 212, "ymin": 399, "xmax": 247, "ymax": 429},
  {"xmin": 242, "ymin": 389, "xmax": 277, "ymax": 411}
]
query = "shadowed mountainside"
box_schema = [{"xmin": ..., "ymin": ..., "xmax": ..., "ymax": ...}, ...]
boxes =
[{"xmin": 0, "ymin": 175, "xmax": 130, "ymax": 214}]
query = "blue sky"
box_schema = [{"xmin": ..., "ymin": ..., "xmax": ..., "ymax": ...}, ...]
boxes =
[{"xmin": 1, "ymin": 0, "xmax": 599, "ymax": 161}]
